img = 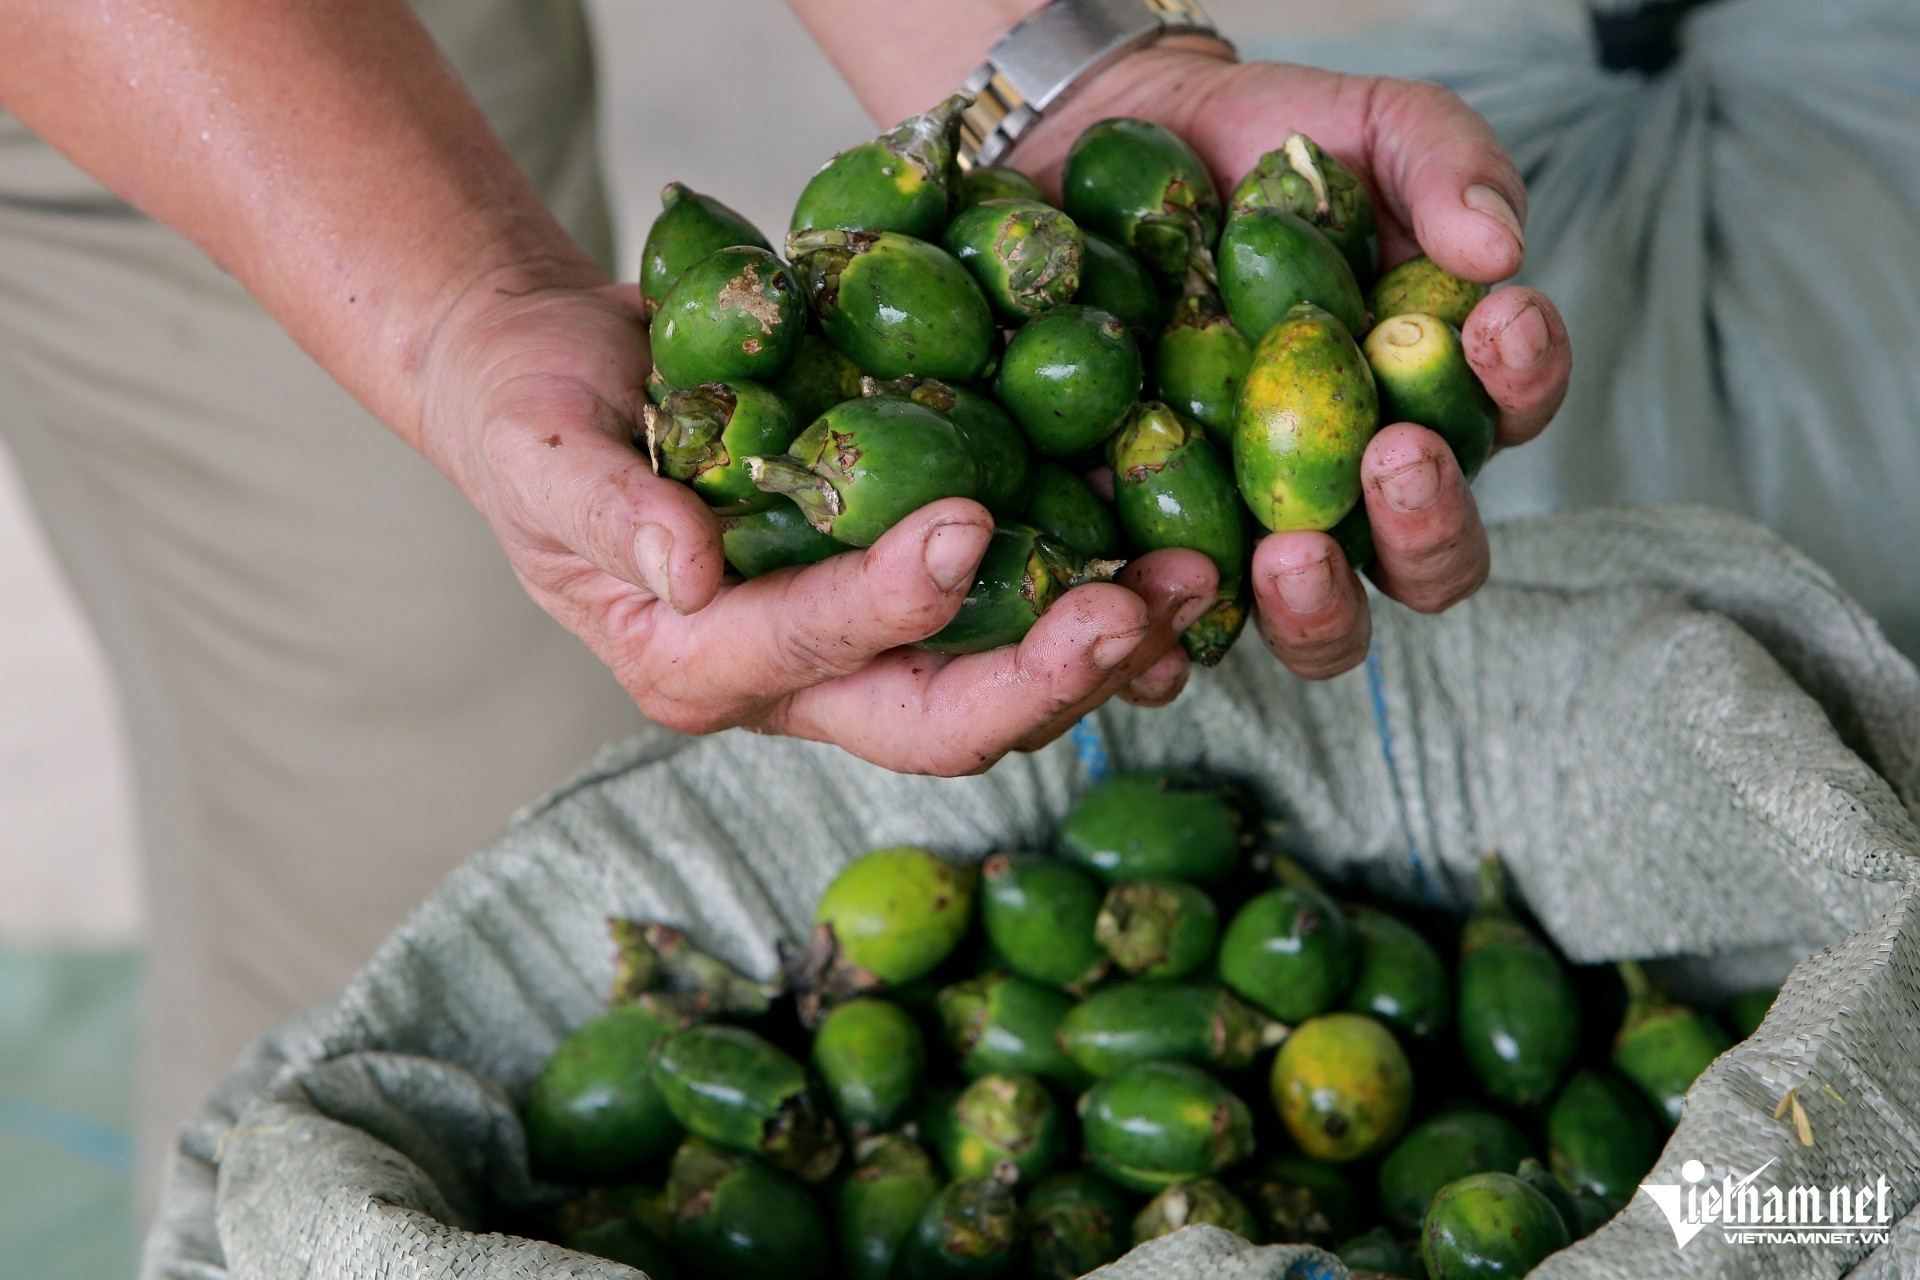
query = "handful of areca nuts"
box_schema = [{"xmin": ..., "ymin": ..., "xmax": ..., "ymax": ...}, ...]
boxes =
[
  {"xmin": 639, "ymin": 96, "xmax": 1499, "ymax": 665},
  {"xmin": 520, "ymin": 770, "xmax": 1777, "ymax": 1280}
]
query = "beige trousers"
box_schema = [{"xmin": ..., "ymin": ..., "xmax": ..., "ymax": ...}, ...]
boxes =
[{"xmin": 0, "ymin": 0, "xmax": 669, "ymax": 1203}]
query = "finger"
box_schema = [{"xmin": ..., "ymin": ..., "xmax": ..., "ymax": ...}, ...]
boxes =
[
  {"xmin": 1367, "ymin": 79, "xmax": 1527, "ymax": 284},
  {"xmin": 1251, "ymin": 531, "xmax": 1372, "ymax": 680},
  {"xmin": 753, "ymin": 549, "xmax": 1216, "ymax": 775},
  {"xmin": 1013, "ymin": 548, "xmax": 1218, "ymax": 750},
  {"xmin": 1121, "ymin": 646, "xmax": 1192, "ymax": 707},
  {"xmin": 1461, "ymin": 286, "xmax": 1572, "ymax": 447},
  {"xmin": 482, "ymin": 389, "xmax": 729, "ymax": 616},
  {"xmin": 633, "ymin": 499, "xmax": 995, "ymax": 724},
  {"xmin": 1360, "ymin": 423, "xmax": 1490, "ymax": 613},
  {"xmin": 758, "ymin": 581, "xmax": 1154, "ymax": 776}
]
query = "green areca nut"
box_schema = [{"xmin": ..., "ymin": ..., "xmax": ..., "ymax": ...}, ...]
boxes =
[
  {"xmin": 1061, "ymin": 118, "xmax": 1221, "ymax": 278},
  {"xmin": 1219, "ymin": 884, "xmax": 1355, "ymax": 1023},
  {"xmin": 1057, "ymin": 769, "xmax": 1243, "ymax": 886},
  {"xmin": 943, "ymin": 198, "xmax": 1084, "ymax": 321},
  {"xmin": 953, "ymin": 164, "xmax": 1046, "ymax": 211},
  {"xmin": 1218, "ymin": 207, "xmax": 1368, "ymax": 343},
  {"xmin": 1227, "ymin": 133, "xmax": 1379, "ymax": 287},
  {"xmin": 770, "ymin": 332, "xmax": 864, "ymax": 425},
  {"xmin": 1026, "ymin": 1172, "xmax": 1130, "ymax": 1280},
  {"xmin": 747, "ymin": 396, "xmax": 978, "ymax": 547},
  {"xmin": 1456, "ymin": 856, "xmax": 1582, "ymax": 1107},
  {"xmin": 643, "ymin": 380, "xmax": 799, "ymax": 515},
  {"xmin": 651, "ymin": 245, "xmax": 807, "ymax": 387},
  {"xmin": 789, "ymin": 229, "xmax": 995, "ymax": 381},
  {"xmin": 1344, "ymin": 904, "xmax": 1451, "ymax": 1039},
  {"xmin": 641, "ymin": 182, "xmax": 772, "ymax": 320},
  {"xmin": 1021, "ymin": 463, "xmax": 1121, "ymax": 561},
  {"xmin": 937, "ymin": 1071, "xmax": 1064, "ymax": 1185},
  {"xmin": 892, "ymin": 1175, "xmax": 1024, "ymax": 1280},
  {"xmin": 1078, "ymin": 1060, "xmax": 1256, "ymax": 1193},
  {"xmin": 863, "ymin": 375, "xmax": 1032, "ymax": 519},
  {"xmin": 838, "ymin": 1134, "xmax": 943, "ymax": 1280},
  {"xmin": 1419, "ymin": 1172, "xmax": 1570, "ymax": 1280},
  {"xmin": 812, "ymin": 997, "xmax": 926, "ymax": 1136},
  {"xmin": 667, "ymin": 1138, "xmax": 832, "ymax": 1280},
  {"xmin": 1108, "ymin": 401, "xmax": 1252, "ymax": 666},
  {"xmin": 935, "ymin": 971, "xmax": 1086, "ymax": 1090},
  {"xmin": 1611, "ymin": 960, "xmax": 1732, "ymax": 1128},
  {"xmin": 918, "ymin": 522, "xmax": 1119, "ymax": 655},
  {"xmin": 1094, "ymin": 879, "xmax": 1220, "ymax": 979},
  {"xmin": 1132, "ymin": 1179, "xmax": 1259, "ymax": 1246},
  {"xmin": 523, "ymin": 1002, "xmax": 683, "ymax": 1180},
  {"xmin": 978, "ymin": 854, "xmax": 1109, "ymax": 993},
  {"xmin": 1075, "ymin": 231, "xmax": 1164, "ymax": 345},
  {"xmin": 1057, "ymin": 980, "xmax": 1286, "ymax": 1077},
  {"xmin": 652, "ymin": 1023, "xmax": 842, "ymax": 1181},
  {"xmin": 719, "ymin": 498, "xmax": 845, "ymax": 578},
  {"xmin": 995, "ymin": 305, "xmax": 1143, "ymax": 457},
  {"xmin": 1377, "ymin": 1109, "xmax": 1534, "ymax": 1231}
]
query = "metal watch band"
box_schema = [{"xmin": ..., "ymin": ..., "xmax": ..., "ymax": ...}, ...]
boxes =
[{"xmin": 956, "ymin": 0, "xmax": 1232, "ymax": 169}]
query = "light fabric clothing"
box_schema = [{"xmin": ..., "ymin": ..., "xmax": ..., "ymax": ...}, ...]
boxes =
[{"xmin": 0, "ymin": 0, "xmax": 672, "ymax": 1206}]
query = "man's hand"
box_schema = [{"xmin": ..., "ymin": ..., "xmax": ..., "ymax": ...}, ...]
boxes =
[
  {"xmin": 418, "ymin": 276, "xmax": 1218, "ymax": 774},
  {"xmin": 1007, "ymin": 48, "xmax": 1573, "ymax": 682}
]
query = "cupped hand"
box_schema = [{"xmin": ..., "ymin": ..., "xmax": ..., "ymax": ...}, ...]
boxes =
[
  {"xmin": 415, "ymin": 277, "xmax": 1216, "ymax": 775},
  {"xmin": 1014, "ymin": 47, "xmax": 1574, "ymax": 680}
]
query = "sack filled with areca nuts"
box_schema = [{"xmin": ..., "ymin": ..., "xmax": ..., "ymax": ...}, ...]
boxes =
[{"xmin": 143, "ymin": 495, "xmax": 1920, "ymax": 1280}]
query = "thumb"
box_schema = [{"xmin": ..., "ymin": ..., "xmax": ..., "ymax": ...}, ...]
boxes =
[
  {"xmin": 1371, "ymin": 79, "xmax": 1527, "ymax": 283},
  {"xmin": 485, "ymin": 390, "xmax": 726, "ymax": 614}
]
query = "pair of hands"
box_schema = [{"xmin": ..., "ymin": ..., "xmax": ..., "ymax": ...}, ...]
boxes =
[{"xmin": 418, "ymin": 50, "xmax": 1571, "ymax": 777}]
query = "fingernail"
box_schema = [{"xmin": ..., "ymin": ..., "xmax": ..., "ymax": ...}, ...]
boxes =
[
  {"xmin": 924, "ymin": 519, "xmax": 989, "ymax": 593},
  {"xmin": 635, "ymin": 522, "xmax": 677, "ymax": 610},
  {"xmin": 1498, "ymin": 301, "xmax": 1551, "ymax": 370},
  {"xmin": 1172, "ymin": 595, "xmax": 1213, "ymax": 632},
  {"xmin": 1380, "ymin": 456, "xmax": 1442, "ymax": 513},
  {"xmin": 1273, "ymin": 557, "xmax": 1335, "ymax": 614},
  {"xmin": 1464, "ymin": 183, "xmax": 1524, "ymax": 253},
  {"xmin": 1090, "ymin": 629, "xmax": 1144, "ymax": 671}
]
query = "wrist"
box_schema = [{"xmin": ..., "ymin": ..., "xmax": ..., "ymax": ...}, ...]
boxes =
[{"xmin": 1002, "ymin": 40, "xmax": 1237, "ymax": 189}]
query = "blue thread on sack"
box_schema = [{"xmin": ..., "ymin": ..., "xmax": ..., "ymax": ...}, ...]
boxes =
[
  {"xmin": 1071, "ymin": 716, "xmax": 1112, "ymax": 782},
  {"xmin": 1366, "ymin": 649, "xmax": 1443, "ymax": 904},
  {"xmin": 0, "ymin": 1091, "xmax": 134, "ymax": 1177}
]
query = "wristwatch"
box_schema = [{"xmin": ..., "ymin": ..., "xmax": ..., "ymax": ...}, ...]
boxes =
[{"xmin": 956, "ymin": 0, "xmax": 1233, "ymax": 169}]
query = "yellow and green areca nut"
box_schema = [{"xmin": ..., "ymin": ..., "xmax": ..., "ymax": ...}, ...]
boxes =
[
  {"xmin": 1365, "ymin": 312, "xmax": 1497, "ymax": 478},
  {"xmin": 790, "ymin": 93, "xmax": 968, "ymax": 239},
  {"xmin": 939, "ymin": 1071, "xmax": 1064, "ymax": 1184},
  {"xmin": 1232, "ymin": 302, "xmax": 1380, "ymax": 532},
  {"xmin": 1420, "ymin": 1172, "xmax": 1570, "ymax": 1280},
  {"xmin": 1271, "ymin": 1013, "xmax": 1413, "ymax": 1162},
  {"xmin": 1368, "ymin": 254, "xmax": 1487, "ymax": 330}
]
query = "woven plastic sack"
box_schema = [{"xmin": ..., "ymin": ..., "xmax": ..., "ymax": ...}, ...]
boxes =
[
  {"xmin": 1244, "ymin": 0, "xmax": 1920, "ymax": 661},
  {"xmin": 140, "ymin": 507, "xmax": 1920, "ymax": 1280}
]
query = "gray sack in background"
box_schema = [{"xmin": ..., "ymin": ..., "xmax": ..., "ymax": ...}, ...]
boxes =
[
  {"xmin": 139, "ymin": 508, "xmax": 1920, "ymax": 1280},
  {"xmin": 1247, "ymin": 0, "xmax": 1920, "ymax": 660}
]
